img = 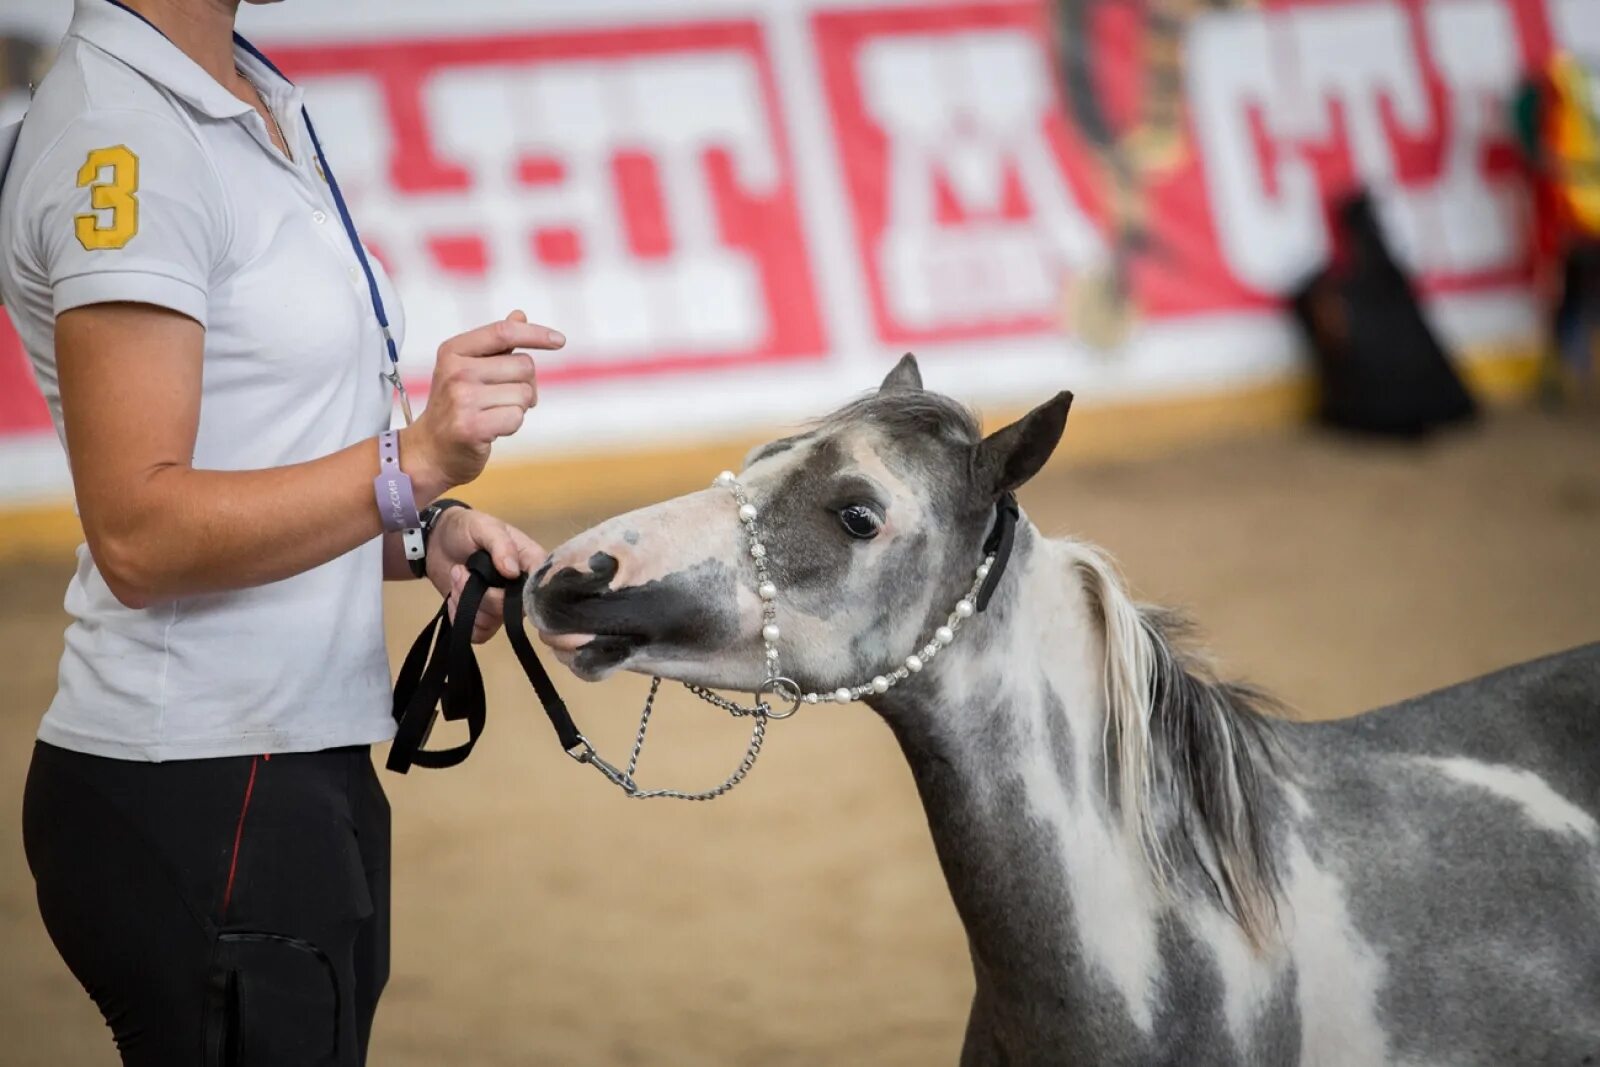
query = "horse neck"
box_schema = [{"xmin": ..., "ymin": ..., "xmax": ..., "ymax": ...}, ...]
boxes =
[{"xmin": 874, "ymin": 527, "xmax": 1173, "ymax": 1022}]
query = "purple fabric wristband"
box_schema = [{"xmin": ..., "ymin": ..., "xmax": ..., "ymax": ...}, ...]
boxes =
[{"xmin": 374, "ymin": 430, "xmax": 422, "ymax": 533}]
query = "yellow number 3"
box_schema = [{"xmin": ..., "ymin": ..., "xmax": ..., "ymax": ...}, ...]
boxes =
[{"xmin": 75, "ymin": 146, "xmax": 140, "ymax": 251}]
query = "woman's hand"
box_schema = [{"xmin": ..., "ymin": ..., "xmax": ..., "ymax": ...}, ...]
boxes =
[
  {"xmin": 400, "ymin": 310, "xmax": 564, "ymax": 500},
  {"xmin": 425, "ymin": 508, "xmax": 547, "ymax": 644}
]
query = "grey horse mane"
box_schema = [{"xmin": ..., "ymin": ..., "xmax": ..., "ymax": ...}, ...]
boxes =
[
  {"xmin": 821, "ymin": 388, "xmax": 1284, "ymax": 943},
  {"xmin": 816, "ymin": 390, "xmax": 982, "ymax": 446},
  {"xmin": 1072, "ymin": 544, "xmax": 1285, "ymax": 945}
]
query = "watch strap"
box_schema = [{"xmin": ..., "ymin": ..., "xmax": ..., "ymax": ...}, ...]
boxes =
[{"xmin": 408, "ymin": 498, "xmax": 472, "ymax": 578}]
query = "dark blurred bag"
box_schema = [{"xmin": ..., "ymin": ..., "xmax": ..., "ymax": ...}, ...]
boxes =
[{"xmin": 1290, "ymin": 191, "xmax": 1477, "ymax": 436}]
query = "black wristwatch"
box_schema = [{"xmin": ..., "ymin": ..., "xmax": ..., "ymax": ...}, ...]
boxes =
[{"xmin": 409, "ymin": 498, "xmax": 471, "ymax": 578}]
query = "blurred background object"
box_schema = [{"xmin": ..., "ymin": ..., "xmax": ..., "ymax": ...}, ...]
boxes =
[
  {"xmin": 1511, "ymin": 49, "xmax": 1600, "ymax": 402},
  {"xmin": 1290, "ymin": 189, "xmax": 1478, "ymax": 436},
  {"xmin": 0, "ymin": 6, "xmax": 65, "ymax": 466},
  {"xmin": 0, "ymin": 30, "xmax": 52, "ymax": 119},
  {"xmin": 2, "ymin": 0, "xmax": 1597, "ymax": 1064}
]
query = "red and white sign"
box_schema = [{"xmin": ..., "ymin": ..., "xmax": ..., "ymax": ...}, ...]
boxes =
[
  {"xmin": 271, "ymin": 21, "xmax": 825, "ymax": 387},
  {"xmin": 816, "ymin": 4, "xmax": 1105, "ymax": 343},
  {"xmin": 1, "ymin": 0, "xmax": 1587, "ymax": 504},
  {"xmin": 815, "ymin": 0, "xmax": 1568, "ymax": 347}
]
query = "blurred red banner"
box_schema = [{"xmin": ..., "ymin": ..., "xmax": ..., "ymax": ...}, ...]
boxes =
[
  {"xmin": 0, "ymin": 0, "xmax": 1573, "ymax": 457},
  {"xmin": 814, "ymin": 0, "xmax": 1556, "ymax": 347},
  {"xmin": 267, "ymin": 20, "xmax": 826, "ymax": 388}
]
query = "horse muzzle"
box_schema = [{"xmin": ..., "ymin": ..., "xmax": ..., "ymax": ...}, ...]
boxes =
[{"xmin": 529, "ymin": 551, "xmax": 739, "ymax": 681}]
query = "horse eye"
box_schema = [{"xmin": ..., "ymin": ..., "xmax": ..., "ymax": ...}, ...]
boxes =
[{"xmin": 838, "ymin": 504, "xmax": 883, "ymax": 540}]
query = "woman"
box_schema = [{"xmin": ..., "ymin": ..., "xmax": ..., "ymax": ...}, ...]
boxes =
[{"xmin": 0, "ymin": 1, "xmax": 561, "ymax": 1063}]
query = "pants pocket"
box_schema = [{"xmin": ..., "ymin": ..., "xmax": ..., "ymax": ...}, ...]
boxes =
[{"xmin": 205, "ymin": 932, "xmax": 343, "ymax": 1067}]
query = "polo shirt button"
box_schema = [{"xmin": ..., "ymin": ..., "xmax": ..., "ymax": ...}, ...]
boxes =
[
  {"xmin": 348, "ymin": 267, "xmax": 360, "ymax": 281},
  {"xmin": 312, "ymin": 210, "xmax": 328, "ymax": 224}
]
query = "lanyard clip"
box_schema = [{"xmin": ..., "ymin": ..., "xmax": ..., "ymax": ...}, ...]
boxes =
[
  {"xmin": 384, "ymin": 366, "xmax": 415, "ymax": 426},
  {"xmin": 380, "ymin": 326, "xmax": 414, "ymax": 426}
]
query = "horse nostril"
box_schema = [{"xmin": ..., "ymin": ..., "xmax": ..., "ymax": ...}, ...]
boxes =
[
  {"xmin": 587, "ymin": 552, "xmax": 619, "ymax": 585},
  {"xmin": 537, "ymin": 552, "xmax": 622, "ymax": 609},
  {"xmin": 531, "ymin": 550, "xmax": 625, "ymax": 631}
]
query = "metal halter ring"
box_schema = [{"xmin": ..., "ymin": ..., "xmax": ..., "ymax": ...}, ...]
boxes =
[{"xmin": 758, "ymin": 676, "xmax": 803, "ymax": 720}]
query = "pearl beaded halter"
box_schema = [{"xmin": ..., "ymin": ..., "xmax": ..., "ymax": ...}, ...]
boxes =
[
  {"xmin": 714, "ymin": 470, "xmax": 999, "ymax": 708},
  {"xmin": 563, "ymin": 469, "xmax": 1017, "ymax": 802}
]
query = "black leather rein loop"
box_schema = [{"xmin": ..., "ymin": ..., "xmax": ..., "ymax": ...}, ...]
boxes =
[{"xmin": 388, "ymin": 550, "xmax": 579, "ymax": 773}]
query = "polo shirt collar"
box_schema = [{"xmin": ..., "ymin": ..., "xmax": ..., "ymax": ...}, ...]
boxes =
[{"xmin": 70, "ymin": 0, "xmax": 260, "ymax": 120}]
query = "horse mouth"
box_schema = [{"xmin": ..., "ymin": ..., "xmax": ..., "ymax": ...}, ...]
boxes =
[
  {"xmin": 528, "ymin": 556, "xmax": 738, "ymax": 681},
  {"xmin": 527, "ymin": 570, "xmax": 655, "ymax": 678},
  {"xmin": 539, "ymin": 629, "xmax": 604, "ymax": 653},
  {"xmin": 535, "ymin": 628, "xmax": 646, "ymax": 678}
]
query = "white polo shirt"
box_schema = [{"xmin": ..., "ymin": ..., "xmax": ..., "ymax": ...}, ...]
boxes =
[{"xmin": 0, "ymin": 0, "xmax": 402, "ymax": 760}]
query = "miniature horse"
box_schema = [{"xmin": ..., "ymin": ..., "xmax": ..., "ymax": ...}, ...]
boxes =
[{"xmin": 530, "ymin": 355, "xmax": 1600, "ymax": 1065}]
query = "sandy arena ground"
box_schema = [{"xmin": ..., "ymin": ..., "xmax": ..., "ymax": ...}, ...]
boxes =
[{"xmin": 2, "ymin": 408, "xmax": 1597, "ymax": 1066}]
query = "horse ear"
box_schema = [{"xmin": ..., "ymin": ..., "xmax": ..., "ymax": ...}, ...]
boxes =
[
  {"xmin": 880, "ymin": 353, "xmax": 923, "ymax": 393},
  {"xmin": 975, "ymin": 391, "xmax": 1073, "ymax": 496}
]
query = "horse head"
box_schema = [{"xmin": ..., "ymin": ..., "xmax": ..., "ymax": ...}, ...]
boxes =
[{"xmin": 529, "ymin": 354, "xmax": 1071, "ymax": 704}]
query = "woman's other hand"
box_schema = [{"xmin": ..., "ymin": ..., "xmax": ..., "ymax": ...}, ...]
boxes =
[
  {"xmin": 425, "ymin": 507, "xmax": 547, "ymax": 643},
  {"xmin": 401, "ymin": 310, "xmax": 563, "ymax": 499}
]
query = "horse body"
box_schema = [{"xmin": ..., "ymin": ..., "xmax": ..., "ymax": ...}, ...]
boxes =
[
  {"xmin": 883, "ymin": 527, "xmax": 1297, "ymax": 1067},
  {"xmin": 889, "ymin": 525, "xmax": 1600, "ymax": 1066},
  {"xmin": 1284, "ymin": 647, "xmax": 1600, "ymax": 1066},
  {"xmin": 529, "ymin": 355, "xmax": 1600, "ymax": 1064}
]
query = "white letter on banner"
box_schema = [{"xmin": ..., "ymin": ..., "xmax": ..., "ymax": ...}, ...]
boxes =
[
  {"xmin": 1290, "ymin": 2, "xmax": 1432, "ymax": 268},
  {"xmin": 1404, "ymin": 0, "xmax": 1523, "ymax": 276},
  {"xmin": 1188, "ymin": 11, "xmax": 1325, "ymax": 293},
  {"xmin": 632, "ymin": 54, "xmax": 777, "ymax": 349},
  {"xmin": 1551, "ymin": 0, "xmax": 1600, "ymax": 55},
  {"xmin": 424, "ymin": 53, "xmax": 775, "ymax": 357},
  {"xmin": 861, "ymin": 30, "xmax": 1102, "ymax": 330}
]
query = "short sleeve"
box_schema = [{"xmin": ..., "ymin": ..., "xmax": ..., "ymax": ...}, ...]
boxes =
[{"xmin": 22, "ymin": 109, "xmax": 225, "ymax": 327}]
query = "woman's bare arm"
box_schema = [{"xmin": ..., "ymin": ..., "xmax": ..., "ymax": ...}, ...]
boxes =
[{"xmin": 56, "ymin": 301, "xmax": 558, "ymax": 608}]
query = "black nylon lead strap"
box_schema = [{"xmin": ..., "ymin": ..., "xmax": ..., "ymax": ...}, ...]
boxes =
[
  {"xmin": 502, "ymin": 579, "xmax": 585, "ymax": 753},
  {"xmin": 469, "ymin": 552, "xmax": 585, "ymax": 752},
  {"xmin": 387, "ymin": 596, "xmax": 485, "ymax": 771},
  {"xmin": 388, "ymin": 550, "xmax": 581, "ymax": 773},
  {"xmin": 387, "ymin": 552, "xmax": 493, "ymax": 773},
  {"xmin": 386, "ymin": 605, "xmax": 448, "ymax": 772}
]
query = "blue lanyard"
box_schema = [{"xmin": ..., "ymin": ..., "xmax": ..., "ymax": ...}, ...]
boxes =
[
  {"xmin": 230, "ymin": 37, "xmax": 411, "ymax": 422},
  {"xmin": 91, "ymin": 0, "xmax": 413, "ymax": 422}
]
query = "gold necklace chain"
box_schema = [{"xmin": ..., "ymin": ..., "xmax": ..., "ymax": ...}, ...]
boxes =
[{"xmin": 236, "ymin": 68, "xmax": 289, "ymax": 157}]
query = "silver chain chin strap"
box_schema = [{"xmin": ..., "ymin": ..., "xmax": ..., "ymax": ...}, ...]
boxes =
[
  {"xmin": 569, "ymin": 675, "xmax": 800, "ymax": 802},
  {"xmin": 564, "ymin": 473, "xmax": 803, "ymax": 801}
]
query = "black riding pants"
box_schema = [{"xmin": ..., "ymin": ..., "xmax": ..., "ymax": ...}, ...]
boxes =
[{"xmin": 22, "ymin": 740, "xmax": 390, "ymax": 1066}]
